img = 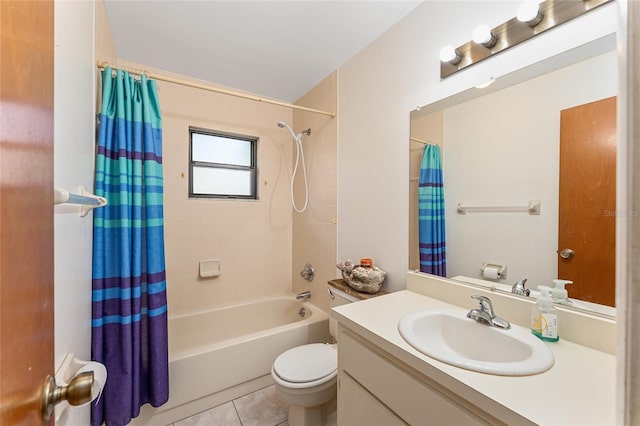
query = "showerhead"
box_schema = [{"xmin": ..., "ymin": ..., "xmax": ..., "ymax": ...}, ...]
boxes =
[
  {"xmin": 276, "ymin": 121, "xmax": 311, "ymax": 140},
  {"xmin": 276, "ymin": 121, "xmax": 298, "ymax": 141}
]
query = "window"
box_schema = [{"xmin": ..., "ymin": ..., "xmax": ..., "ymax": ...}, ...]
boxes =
[{"xmin": 189, "ymin": 128, "xmax": 257, "ymax": 199}]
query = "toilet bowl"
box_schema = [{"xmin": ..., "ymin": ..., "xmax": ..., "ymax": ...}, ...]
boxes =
[
  {"xmin": 272, "ymin": 343, "xmax": 337, "ymax": 416},
  {"xmin": 271, "ymin": 287, "xmax": 359, "ymax": 426}
]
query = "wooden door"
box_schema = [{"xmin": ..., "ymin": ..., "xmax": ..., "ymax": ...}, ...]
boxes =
[
  {"xmin": 0, "ymin": 1, "xmax": 55, "ymax": 424},
  {"xmin": 558, "ymin": 96, "xmax": 616, "ymax": 307}
]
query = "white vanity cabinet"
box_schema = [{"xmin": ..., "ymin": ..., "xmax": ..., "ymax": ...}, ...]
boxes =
[
  {"xmin": 338, "ymin": 372, "xmax": 405, "ymax": 426},
  {"xmin": 333, "ymin": 288, "xmax": 616, "ymax": 426},
  {"xmin": 337, "ymin": 326, "xmax": 532, "ymax": 426}
]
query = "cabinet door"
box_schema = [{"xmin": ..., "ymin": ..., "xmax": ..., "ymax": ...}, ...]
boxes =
[
  {"xmin": 338, "ymin": 373, "xmax": 406, "ymax": 426},
  {"xmin": 340, "ymin": 330, "xmax": 488, "ymax": 425}
]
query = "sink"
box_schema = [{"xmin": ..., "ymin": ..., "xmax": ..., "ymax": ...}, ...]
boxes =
[{"xmin": 398, "ymin": 309, "xmax": 554, "ymax": 376}]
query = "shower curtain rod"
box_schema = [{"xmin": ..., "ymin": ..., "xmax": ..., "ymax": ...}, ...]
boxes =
[
  {"xmin": 410, "ymin": 136, "xmax": 435, "ymax": 145},
  {"xmin": 96, "ymin": 61, "xmax": 336, "ymax": 118}
]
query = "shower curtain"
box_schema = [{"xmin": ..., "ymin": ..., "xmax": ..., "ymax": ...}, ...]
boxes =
[
  {"xmin": 92, "ymin": 67, "xmax": 169, "ymax": 426},
  {"xmin": 418, "ymin": 144, "xmax": 447, "ymax": 276}
]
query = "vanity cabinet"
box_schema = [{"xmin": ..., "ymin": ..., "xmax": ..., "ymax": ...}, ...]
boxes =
[
  {"xmin": 338, "ymin": 372, "xmax": 405, "ymax": 426},
  {"xmin": 334, "ymin": 288, "xmax": 615, "ymax": 426},
  {"xmin": 337, "ymin": 327, "xmax": 515, "ymax": 426}
]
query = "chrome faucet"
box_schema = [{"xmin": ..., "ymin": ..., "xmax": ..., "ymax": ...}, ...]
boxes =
[
  {"xmin": 296, "ymin": 291, "xmax": 311, "ymax": 301},
  {"xmin": 467, "ymin": 295, "xmax": 511, "ymax": 329},
  {"xmin": 511, "ymin": 278, "xmax": 530, "ymax": 297}
]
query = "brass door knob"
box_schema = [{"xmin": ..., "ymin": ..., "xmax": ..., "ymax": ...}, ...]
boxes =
[
  {"xmin": 41, "ymin": 371, "xmax": 94, "ymax": 421},
  {"xmin": 560, "ymin": 248, "xmax": 575, "ymax": 259}
]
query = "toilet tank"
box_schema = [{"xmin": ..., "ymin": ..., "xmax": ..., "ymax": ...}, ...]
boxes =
[{"xmin": 328, "ymin": 287, "xmax": 360, "ymax": 339}]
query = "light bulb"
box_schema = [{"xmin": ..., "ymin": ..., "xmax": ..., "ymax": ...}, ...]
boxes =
[
  {"xmin": 439, "ymin": 45, "xmax": 462, "ymax": 65},
  {"xmin": 517, "ymin": 1, "xmax": 544, "ymax": 26},
  {"xmin": 472, "ymin": 25, "xmax": 497, "ymax": 48}
]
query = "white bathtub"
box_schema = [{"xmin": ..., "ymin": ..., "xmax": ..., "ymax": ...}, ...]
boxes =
[{"xmin": 134, "ymin": 296, "xmax": 330, "ymax": 424}]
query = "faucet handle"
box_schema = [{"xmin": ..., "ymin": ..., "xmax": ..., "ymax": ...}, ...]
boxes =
[
  {"xmin": 512, "ymin": 278, "xmax": 531, "ymax": 297},
  {"xmin": 470, "ymin": 295, "xmax": 511, "ymax": 329},
  {"xmin": 470, "ymin": 295, "xmax": 494, "ymax": 315},
  {"xmin": 300, "ymin": 263, "xmax": 314, "ymax": 282},
  {"xmin": 468, "ymin": 295, "xmax": 511, "ymax": 329}
]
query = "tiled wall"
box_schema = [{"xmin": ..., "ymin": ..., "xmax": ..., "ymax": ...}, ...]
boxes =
[
  {"xmin": 94, "ymin": 61, "xmax": 341, "ymax": 317},
  {"xmin": 163, "ymin": 86, "xmax": 295, "ymax": 315},
  {"xmin": 112, "ymin": 61, "xmax": 297, "ymax": 315},
  {"xmin": 292, "ymin": 72, "xmax": 338, "ymax": 314}
]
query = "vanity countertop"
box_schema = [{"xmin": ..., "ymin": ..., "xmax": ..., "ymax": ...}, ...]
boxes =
[{"xmin": 332, "ymin": 290, "xmax": 616, "ymax": 426}]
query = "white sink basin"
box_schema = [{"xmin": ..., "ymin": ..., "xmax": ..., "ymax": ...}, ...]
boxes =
[{"xmin": 398, "ymin": 309, "xmax": 554, "ymax": 376}]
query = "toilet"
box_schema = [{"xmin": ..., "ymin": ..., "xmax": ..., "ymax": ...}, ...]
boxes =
[{"xmin": 271, "ymin": 287, "xmax": 359, "ymax": 426}]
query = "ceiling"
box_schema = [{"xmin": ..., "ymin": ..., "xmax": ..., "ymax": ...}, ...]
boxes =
[{"xmin": 103, "ymin": 1, "xmax": 423, "ymax": 103}]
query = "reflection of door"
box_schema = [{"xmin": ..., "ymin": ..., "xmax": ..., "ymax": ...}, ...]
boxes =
[
  {"xmin": 0, "ymin": 1, "xmax": 54, "ymax": 423},
  {"xmin": 558, "ymin": 96, "xmax": 616, "ymax": 307}
]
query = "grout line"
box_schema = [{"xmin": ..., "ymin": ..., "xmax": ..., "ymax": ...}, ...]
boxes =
[{"xmin": 231, "ymin": 398, "xmax": 243, "ymax": 426}]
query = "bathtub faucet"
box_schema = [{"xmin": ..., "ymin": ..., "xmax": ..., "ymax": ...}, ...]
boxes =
[{"xmin": 296, "ymin": 291, "xmax": 311, "ymax": 301}]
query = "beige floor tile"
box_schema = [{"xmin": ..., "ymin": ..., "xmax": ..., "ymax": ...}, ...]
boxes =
[
  {"xmin": 174, "ymin": 401, "xmax": 241, "ymax": 426},
  {"xmin": 233, "ymin": 385, "xmax": 289, "ymax": 426}
]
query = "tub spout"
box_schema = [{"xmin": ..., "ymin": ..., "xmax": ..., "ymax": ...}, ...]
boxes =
[{"xmin": 296, "ymin": 291, "xmax": 311, "ymax": 301}]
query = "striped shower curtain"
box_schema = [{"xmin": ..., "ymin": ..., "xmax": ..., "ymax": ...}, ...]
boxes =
[
  {"xmin": 418, "ymin": 144, "xmax": 447, "ymax": 276},
  {"xmin": 92, "ymin": 67, "xmax": 169, "ymax": 426}
]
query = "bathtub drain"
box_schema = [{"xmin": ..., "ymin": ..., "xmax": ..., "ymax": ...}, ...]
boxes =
[{"xmin": 298, "ymin": 307, "xmax": 306, "ymax": 318}]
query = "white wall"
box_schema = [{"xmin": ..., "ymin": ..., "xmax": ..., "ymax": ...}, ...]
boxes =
[
  {"xmin": 53, "ymin": 1, "xmax": 95, "ymax": 424},
  {"xmin": 337, "ymin": 1, "xmax": 618, "ymax": 291}
]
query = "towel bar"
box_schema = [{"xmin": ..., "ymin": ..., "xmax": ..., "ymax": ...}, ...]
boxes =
[{"xmin": 457, "ymin": 200, "xmax": 540, "ymax": 215}]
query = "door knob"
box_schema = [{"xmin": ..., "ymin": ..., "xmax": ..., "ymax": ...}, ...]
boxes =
[
  {"xmin": 41, "ymin": 371, "xmax": 94, "ymax": 421},
  {"xmin": 560, "ymin": 248, "xmax": 575, "ymax": 259}
]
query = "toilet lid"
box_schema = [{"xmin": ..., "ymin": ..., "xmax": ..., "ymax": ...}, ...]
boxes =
[{"xmin": 273, "ymin": 343, "xmax": 337, "ymax": 383}]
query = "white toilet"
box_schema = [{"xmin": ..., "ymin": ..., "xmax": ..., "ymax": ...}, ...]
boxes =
[{"xmin": 271, "ymin": 287, "xmax": 359, "ymax": 426}]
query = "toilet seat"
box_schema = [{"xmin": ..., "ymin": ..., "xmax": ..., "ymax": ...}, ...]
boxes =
[{"xmin": 272, "ymin": 343, "xmax": 337, "ymax": 388}]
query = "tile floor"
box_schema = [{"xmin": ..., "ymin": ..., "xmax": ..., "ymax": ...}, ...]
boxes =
[{"xmin": 171, "ymin": 385, "xmax": 289, "ymax": 426}]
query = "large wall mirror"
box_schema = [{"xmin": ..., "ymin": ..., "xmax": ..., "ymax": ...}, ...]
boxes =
[{"xmin": 409, "ymin": 34, "xmax": 617, "ymax": 318}]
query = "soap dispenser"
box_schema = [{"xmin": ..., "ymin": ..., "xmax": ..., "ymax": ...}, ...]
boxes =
[
  {"xmin": 552, "ymin": 279, "xmax": 573, "ymax": 304},
  {"xmin": 531, "ymin": 286, "xmax": 559, "ymax": 342}
]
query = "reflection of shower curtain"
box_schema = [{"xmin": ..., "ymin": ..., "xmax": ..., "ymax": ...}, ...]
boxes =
[
  {"xmin": 92, "ymin": 67, "xmax": 169, "ymax": 425},
  {"xmin": 418, "ymin": 144, "xmax": 446, "ymax": 276}
]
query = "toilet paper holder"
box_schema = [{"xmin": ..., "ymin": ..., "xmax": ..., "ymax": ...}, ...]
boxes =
[{"xmin": 481, "ymin": 263, "xmax": 507, "ymax": 279}]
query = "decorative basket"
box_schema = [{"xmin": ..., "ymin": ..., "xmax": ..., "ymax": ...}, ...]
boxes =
[{"xmin": 339, "ymin": 265, "xmax": 386, "ymax": 294}]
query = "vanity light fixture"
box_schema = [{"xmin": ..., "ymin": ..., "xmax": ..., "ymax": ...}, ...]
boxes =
[
  {"xmin": 440, "ymin": 0, "xmax": 613, "ymax": 79},
  {"xmin": 472, "ymin": 25, "xmax": 498, "ymax": 48},
  {"xmin": 439, "ymin": 45, "xmax": 463, "ymax": 65},
  {"xmin": 517, "ymin": 0, "xmax": 545, "ymax": 26}
]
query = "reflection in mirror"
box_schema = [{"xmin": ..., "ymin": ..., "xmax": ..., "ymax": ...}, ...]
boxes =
[{"xmin": 410, "ymin": 36, "xmax": 617, "ymax": 318}]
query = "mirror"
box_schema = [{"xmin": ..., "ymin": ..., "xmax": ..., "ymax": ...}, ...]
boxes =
[{"xmin": 409, "ymin": 34, "xmax": 617, "ymax": 318}]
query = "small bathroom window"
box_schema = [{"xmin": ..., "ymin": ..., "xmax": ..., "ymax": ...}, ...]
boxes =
[{"xmin": 189, "ymin": 127, "xmax": 257, "ymax": 199}]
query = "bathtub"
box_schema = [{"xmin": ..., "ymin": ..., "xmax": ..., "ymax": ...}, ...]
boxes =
[{"xmin": 133, "ymin": 296, "xmax": 330, "ymax": 424}]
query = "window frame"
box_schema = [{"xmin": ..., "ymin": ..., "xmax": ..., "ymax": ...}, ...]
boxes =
[{"xmin": 188, "ymin": 127, "xmax": 258, "ymax": 200}]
